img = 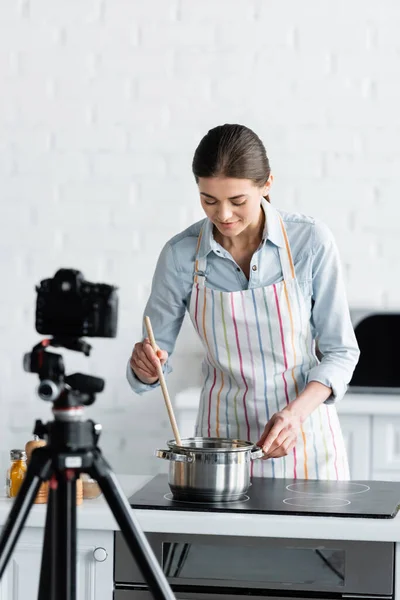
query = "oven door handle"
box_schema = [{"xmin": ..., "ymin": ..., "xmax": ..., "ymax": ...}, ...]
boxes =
[{"xmin": 155, "ymin": 449, "xmax": 194, "ymax": 463}]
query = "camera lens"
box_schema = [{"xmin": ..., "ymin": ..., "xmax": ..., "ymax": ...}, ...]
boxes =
[{"xmin": 38, "ymin": 380, "xmax": 60, "ymax": 401}]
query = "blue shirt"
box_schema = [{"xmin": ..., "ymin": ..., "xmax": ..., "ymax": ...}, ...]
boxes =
[{"xmin": 127, "ymin": 199, "xmax": 360, "ymax": 403}]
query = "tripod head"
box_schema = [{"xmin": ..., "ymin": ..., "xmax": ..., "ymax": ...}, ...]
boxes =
[
  {"xmin": 22, "ymin": 267, "xmax": 119, "ymax": 413},
  {"xmin": 23, "ymin": 336, "xmax": 105, "ymax": 409}
]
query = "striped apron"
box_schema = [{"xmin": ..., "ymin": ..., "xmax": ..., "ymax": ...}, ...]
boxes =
[{"xmin": 188, "ymin": 218, "xmax": 349, "ymax": 480}]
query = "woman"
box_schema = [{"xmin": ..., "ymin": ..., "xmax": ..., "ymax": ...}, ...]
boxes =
[{"xmin": 127, "ymin": 124, "xmax": 360, "ymax": 480}]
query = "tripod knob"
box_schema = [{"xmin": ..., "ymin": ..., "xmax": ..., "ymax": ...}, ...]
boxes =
[{"xmin": 93, "ymin": 547, "xmax": 108, "ymax": 562}]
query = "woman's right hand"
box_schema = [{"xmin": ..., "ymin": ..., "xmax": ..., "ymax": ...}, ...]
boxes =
[{"xmin": 129, "ymin": 338, "xmax": 169, "ymax": 385}]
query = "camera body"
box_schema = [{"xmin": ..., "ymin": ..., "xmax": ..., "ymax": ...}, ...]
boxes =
[
  {"xmin": 35, "ymin": 268, "xmax": 118, "ymax": 338},
  {"xmin": 24, "ymin": 268, "xmax": 117, "ymax": 403}
]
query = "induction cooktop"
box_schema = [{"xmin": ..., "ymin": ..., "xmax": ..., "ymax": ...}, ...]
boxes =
[{"xmin": 129, "ymin": 474, "xmax": 400, "ymax": 519}]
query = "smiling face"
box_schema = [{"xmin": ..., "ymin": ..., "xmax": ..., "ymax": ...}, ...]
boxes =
[{"xmin": 198, "ymin": 176, "xmax": 272, "ymax": 238}]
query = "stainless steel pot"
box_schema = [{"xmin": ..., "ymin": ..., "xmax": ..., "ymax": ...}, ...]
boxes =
[{"xmin": 155, "ymin": 437, "xmax": 263, "ymax": 502}]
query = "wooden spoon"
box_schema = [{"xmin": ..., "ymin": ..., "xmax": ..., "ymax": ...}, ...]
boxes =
[{"xmin": 144, "ymin": 316, "xmax": 183, "ymax": 447}]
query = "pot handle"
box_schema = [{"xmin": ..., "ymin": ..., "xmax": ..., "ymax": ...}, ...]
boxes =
[
  {"xmin": 155, "ymin": 449, "xmax": 193, "ymax": 463},
  {"xmin": 251, "ymin": 446, "xmax": 264, "ymax": 460}
]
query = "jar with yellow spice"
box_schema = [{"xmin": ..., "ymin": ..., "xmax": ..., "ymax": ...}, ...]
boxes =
[
  {"xmin": 25, "ymin": 435, "xmax": 48, "ymax": 504},
  {"xmin": 6, "ymin": 450, "xmax": 27, "ymax": 498}
]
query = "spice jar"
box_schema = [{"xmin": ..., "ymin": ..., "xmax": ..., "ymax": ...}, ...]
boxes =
[
  {"xmin": 7, "ymin": 450, "xmax": 27, "ymax": 498},
  {"xmin": 25, "ymin": 436, "xmax": 48, "ymax": 504},
  {"xmin": 25, "ymin": 435, "xmax": 46, "ymax": 462},
  {"xmin": 76, "ymin": 476, "xmax": 83, "ymax": 505},
  {"xmin": 81, "ymin": 473, "xmax": 102, "ymax": 499}
]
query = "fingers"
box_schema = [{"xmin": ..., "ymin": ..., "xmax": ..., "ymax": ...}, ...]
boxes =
[
  {"xmin": 130, "ymin": 353, "xmax": 154, "ymax": 377},
  {"xmin": 141, "ymin": 339, "xmax": 168, "ymax": 365},
  {"xmin": 258, "ymin": 412, "xmax": 298, "ymax": 459},
  {"xmin": 130, "ymin": 339, "xmax": 169, "ymax": 384},
  {"xmin": 130, "ymin": 356, "xmax": 156, "ymax": 384},
  {"xmin": 261, "ymin": 421, "xmax": 284, "ymax": 454},
  {"xmin": 267, "ymin": 436, "xmax": 297, "ymax": 459},
  {"xmin": 257, "ymin": 419, "xmax": 274, "ymax": 447},
  {"xmin": 157, "ymin": 349, "xmax": 168, "ymax": 365},
  {"xmin": 142, "ymin": 339, "xmax": 161, "ymax": 368},
  {"xmin": 138, "ymin": 341, "xmax": 158, "ymax": 371},
  {"xmin": 261, "ymin": 430, "xmax": 297, "ymax": 459}
]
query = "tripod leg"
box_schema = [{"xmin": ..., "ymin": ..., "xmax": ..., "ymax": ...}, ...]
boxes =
[
  {"xmin": 37, "ymin": 477, "xmax": 56, "ymax": 600},
  {"xmin": 0, "ymin": 448, "xmax": 51, "ymax": 578},
  {"xmin": 90, "ymin": 452, "xmax": 176, "ymax": 600},
  {"xmin": 49, "ymin": 470, "xmax": 77, "ymax": 600}
]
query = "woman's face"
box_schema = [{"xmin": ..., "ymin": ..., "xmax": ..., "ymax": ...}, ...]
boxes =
[{"xmin": 198, "ymin": 176, "xmax": 272, "ymax": 238}]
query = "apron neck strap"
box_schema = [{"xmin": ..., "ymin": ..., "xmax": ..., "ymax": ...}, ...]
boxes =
[{"xmin": 277, "ymin": 215, "xmax": 296, "ymax": 282}]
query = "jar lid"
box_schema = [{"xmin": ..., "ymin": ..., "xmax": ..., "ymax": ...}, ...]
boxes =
[{"xmin": 10, "ymin": 449, "xmax": 27, "ymax": 461}]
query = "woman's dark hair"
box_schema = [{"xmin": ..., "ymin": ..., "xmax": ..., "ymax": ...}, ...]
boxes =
[{"xmin": 192, "ymin": 124, "xmax": 271, "ymax": 201}]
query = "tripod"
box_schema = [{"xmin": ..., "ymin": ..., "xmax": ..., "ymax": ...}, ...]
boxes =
[{"xmin": 0, "ymin": 386, "xmax": 176, "ymax": 600}]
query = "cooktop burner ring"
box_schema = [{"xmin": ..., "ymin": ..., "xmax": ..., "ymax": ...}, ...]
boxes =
[
  {"xmin": 163, "ymin": 493, "xmax": 250, "ymax": 505},
  {"xmin": 286, "ymin": 482, "xmax": 370, "ymax": 496},
  {"xmin": 283, "ymin": 495, "xmax": 352, "ymax": 508}
]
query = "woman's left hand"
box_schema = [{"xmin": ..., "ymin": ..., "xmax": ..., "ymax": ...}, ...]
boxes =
[{"xmin": 257, "ymin": 407, "xmax": 302, "ymax": 459}]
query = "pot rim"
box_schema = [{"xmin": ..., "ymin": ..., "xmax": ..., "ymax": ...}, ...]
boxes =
[{"xmin": 166, "ymin": 436, "xmax": 259, "ymax": 453}]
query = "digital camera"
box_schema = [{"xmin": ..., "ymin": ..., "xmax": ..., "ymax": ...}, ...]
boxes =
[{"xmin": 35, "ymin": 268, "xmax": 118, "ymax": 338}]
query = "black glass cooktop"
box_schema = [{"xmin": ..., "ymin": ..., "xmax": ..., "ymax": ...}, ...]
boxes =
[{"xmin": 129, "ymin": 474, "xmax": 400, "ymax": 519}]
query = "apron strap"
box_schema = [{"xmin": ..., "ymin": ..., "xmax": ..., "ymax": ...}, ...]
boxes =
[{"xmin": 277, "ymin": 215, "xmax": 296, "ymax": 282}]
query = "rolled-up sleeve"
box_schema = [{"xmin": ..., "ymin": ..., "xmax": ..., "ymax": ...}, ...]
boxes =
[
  {"xmin": 127, "ymin": 241, "xmax": 187, "ymax": 395},
  {"xmin": 306, "ymin": 221, "xmax": 360, "ymax": 403}
]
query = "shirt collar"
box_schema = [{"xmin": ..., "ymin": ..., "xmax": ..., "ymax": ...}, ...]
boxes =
[
  {"xmin": 197, "ymin": 197, "xmax": 285, "ymax": 259},
  {"xmin": 262, "ymin": 198, "xmax": 286, "ymax": 249}
]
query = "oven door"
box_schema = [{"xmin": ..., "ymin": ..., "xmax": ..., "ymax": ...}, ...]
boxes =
[
  {"xmin": 115, "ymin": 532, "xmax": 394, "ymax": 597},
  {"xmin": 114, "ymin": 591, "xmax": 360, "ymax": 600}
]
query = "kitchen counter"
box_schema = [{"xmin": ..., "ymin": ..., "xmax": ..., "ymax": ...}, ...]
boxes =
[
  {"xmin": 2, "ymin": 474, "xmax": 400, "ymax": 543},
  {"xmin": 338, "ymin": 391, "xmax": 400, "ymax": 415}
]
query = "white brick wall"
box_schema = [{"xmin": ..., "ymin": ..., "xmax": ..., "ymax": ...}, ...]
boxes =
[{"xmin": 1, "ymin": 0, "xmax": 399, "ymax": 479}]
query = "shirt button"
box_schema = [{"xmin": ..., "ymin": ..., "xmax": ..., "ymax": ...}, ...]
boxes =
[
  {"xmin": 236, "ymin": 267, "xmax": 240, "ymax": 272},
  {"xmin": 252, "ymin": 265, "xmax": 257, "ymax": 271}
]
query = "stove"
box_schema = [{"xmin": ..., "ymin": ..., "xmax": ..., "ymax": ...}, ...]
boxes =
[
  {"xmin": 129, "ymin": 474, "xmax": 400, "ymax": 518},
  {"xmin": 122, "ymin": 476, "xmax": 398, "ymax": 598}
]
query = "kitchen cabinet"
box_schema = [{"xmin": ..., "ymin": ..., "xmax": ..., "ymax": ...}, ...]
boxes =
[
  {"xmin": 339, "ymin": 415, "xmax": 372, "ymax": 480},
  {"xmin": 338, "ymin": 403, "xmax": 400, "ymax": 481},
  {"xmin": 0, "ymin": 527, "xmax": 113, "ymax": 600},
  {"xmin": 372, "ymin": 417, "xmax": 400, "ymax": 476}
]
